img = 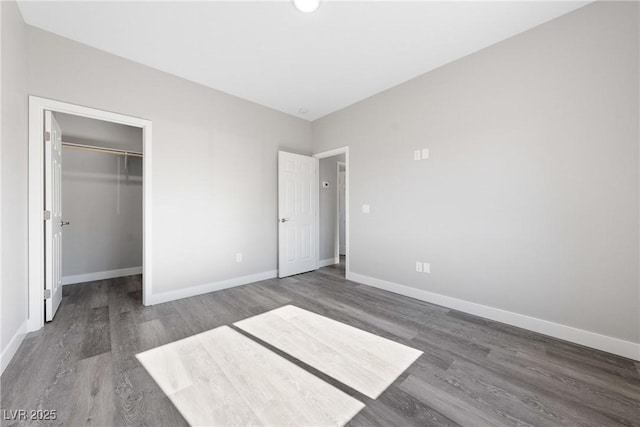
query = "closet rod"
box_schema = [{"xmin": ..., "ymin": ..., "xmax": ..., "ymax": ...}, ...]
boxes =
[{"xmin": 61, "ymin": 141, "xmax": 143, "ymax": 158}]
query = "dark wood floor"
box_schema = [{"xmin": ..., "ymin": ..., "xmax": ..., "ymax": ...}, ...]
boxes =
[{"xmin": 2, "ymin": 262, "xmax": 639, "ymax": 426}]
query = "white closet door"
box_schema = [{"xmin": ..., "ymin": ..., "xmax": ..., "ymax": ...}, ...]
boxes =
[{"xmin": 44, "ymin": 110, "xmax": 63, "ymax": 321}]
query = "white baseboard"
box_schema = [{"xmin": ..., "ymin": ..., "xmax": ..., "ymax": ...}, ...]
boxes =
[
  {"xmin": 347, "ymin": 272, "xmax": 640, "ymax": 361},
  {"xmin": 147, "ymin": 270, "xmax": 278, "ymax": 305},
  {"xmin": 1, "ymin": 320, "xmax": 28, "ymax": 375},
  {"xmin": 62, "ymin": 266, "xmax": 143, "ymax": 285},
  {"xmin": 318, "ymin": 257, "xmax": 339, "ymax": 268}
]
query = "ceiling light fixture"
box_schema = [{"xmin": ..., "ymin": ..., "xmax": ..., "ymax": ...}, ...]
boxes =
[{"xmin": 293, "ymin": 0, "xmax": 320, "ymax": 13}]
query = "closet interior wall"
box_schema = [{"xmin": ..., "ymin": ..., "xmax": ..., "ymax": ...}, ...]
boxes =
[{"xmin": 56, "ymin": 112, "xmax": 143, "ymax": 284}]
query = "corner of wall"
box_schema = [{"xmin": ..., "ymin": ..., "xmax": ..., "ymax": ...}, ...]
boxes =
[{"xmin": 1, "ymin": 0, "xmax": 30, "ymax": 374}]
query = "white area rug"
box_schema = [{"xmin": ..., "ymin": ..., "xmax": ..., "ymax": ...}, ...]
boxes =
[
  {"xmin": 136, "ymin": 325, "xmax": 364, "ymax": 426},
  {"xmin": 235, "ymin": 305, "xmax": 423, "ymax": 399}
]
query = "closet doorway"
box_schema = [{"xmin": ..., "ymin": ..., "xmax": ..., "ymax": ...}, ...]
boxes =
[
  {"xmin": 53, "ymin": 113, "xmax": 143, "ymax": 321},
  {"xmin": 28, "ymin": 97, "xmax": 152, "ymax": 330}
]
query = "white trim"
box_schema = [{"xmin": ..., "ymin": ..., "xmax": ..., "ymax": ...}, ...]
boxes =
[
  {"xmin": 318, "ymin": 257, "xmax": 340, "ymax": 268},
  {"xmin": 62, "ymin": 266, "xmax": 143, "ymax": 285},
  {"xmin": 147, "ymin": 270, "xmax": 278, "ymax": 305},
  {"xmin": 28, "ymin": 96, "xmax": 152, "ymax": 332},
  {"xmin": 347, "ymin": 272, "xmax": 640, "ymax": 361},
  {"xmin": 314, "ymin": 147, "xmax": 348, "ymax": 159},
  {"xmin": 313, "ymin": 147, "xmax": 350, "ymax": 277},
  {"xmin": 1, "ymin": 320, "xmax": 28, "ymax": 375}
]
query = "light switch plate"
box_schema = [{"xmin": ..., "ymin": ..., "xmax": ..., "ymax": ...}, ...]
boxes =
[
  {"xmin": 423, "ymin": 262, "xmax": 430, "ymax": 273},
  {"xmin": 416, "ymin": 262, "xmax": 423, "ymax": 272},
  {"xmin": 422, "ymin": 148, "xmax": 429, "ymax": 159},
  {"xmin": 414, "ymin": 150, "xmax": 421, "ymax": 161},
  {"xmin": 362, "ymin": 204, "xmax": 370, "ymax": 214}
]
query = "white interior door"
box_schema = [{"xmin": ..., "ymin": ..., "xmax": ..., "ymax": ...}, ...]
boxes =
[
  {"xmin": 278, "ymin": 151, "xmax": 318, "ymax": 278},
  {"xmin": 44, "ymin": 110, "xmax": 63, "ymax": 321},
  {"xmin": 338, "ymin": 166, "xmax": 346, "ymax": 256}
]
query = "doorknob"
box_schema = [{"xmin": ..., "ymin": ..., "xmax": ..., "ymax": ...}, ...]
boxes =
[
  {"xmin": 280, "ymin": 218, "xmax": 291, "ymax": 223},
  {"xmin": 60, "ymin": 220, "xmax": 70, "ymax": 226}
]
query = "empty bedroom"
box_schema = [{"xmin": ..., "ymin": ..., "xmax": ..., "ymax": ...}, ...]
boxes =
[{"xmin": 1, "ymin": 0, "xmax": 638, "ymax": 426}]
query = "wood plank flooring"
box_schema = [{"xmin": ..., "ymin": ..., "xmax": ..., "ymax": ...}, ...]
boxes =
[
  {"xmin": 2, "ymin": 262, "xmax": 640, "ymax": 426},
  {"xmin": 234, "ymin": 305, "xmax": 422, "ymax": 399},
  {"xmin": 137, "ymin": 325, "xmax": 364, "ymax": 426}
]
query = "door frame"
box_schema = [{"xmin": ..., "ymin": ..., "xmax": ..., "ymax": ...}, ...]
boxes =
[
  {"xmin": 313, "ymin": 147, "xmax": 350, "ymax": 276},
  {"xmin": 336, "ymin": 161, "xmax": 346, "ymax": 259},
  {"xmin": 28, "ymin": 96, "xmax": 153, "ymax": 332}
]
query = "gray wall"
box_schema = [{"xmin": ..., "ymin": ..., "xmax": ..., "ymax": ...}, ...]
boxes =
[
  {"xmin": 313, "ymin": 1, "xmax": 639, "ymax": 344},
  {"xmin": 319, "ymin": 154, "xmax": 345, "ymax": 262},
  {"xmin": 1, "ymin": 1, "xmax": 28, "ymax": 361},
  {"xmin": 26, "ymin": 26, "xmax": 312, "ymax": 296},
  {"xmin": 61, "ymin": 140, "xmax": 143, "ymax": 278}
]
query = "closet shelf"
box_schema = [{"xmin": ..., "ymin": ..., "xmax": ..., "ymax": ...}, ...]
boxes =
[{"xmin": 61, "ymin": 141, "xmax": 143, "ymax": 158}]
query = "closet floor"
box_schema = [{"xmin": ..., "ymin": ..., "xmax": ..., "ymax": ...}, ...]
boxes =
[{"xmin": 1, "ymin": 268, "xmax": 639, "ymax": 426}]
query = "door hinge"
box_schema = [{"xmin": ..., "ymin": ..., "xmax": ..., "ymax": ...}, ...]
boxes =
[
  {"xmin": 44, "ymin": 210, "xmax": 51, "ymax": 220},
  {"xmin": 44, "ymin": 289, "xmax": 51, "ymax": 299},
  {"xmin": 44, "ymin": 131, "xmax": 51, "ymax": 142}
]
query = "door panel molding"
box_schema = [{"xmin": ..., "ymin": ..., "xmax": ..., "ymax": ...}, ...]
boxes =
[
  {"xmin": 44, "ymin": 111, "xmax": 63, "ymax": 320},
  {"xmin": 278, "ymin": 151, "xmax": 319, "ymax": 278}
]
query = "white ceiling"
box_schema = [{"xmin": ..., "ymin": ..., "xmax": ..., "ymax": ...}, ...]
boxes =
[{"xmin": 18, "ymin": 1, "xmax": 590, "ymax": 121}]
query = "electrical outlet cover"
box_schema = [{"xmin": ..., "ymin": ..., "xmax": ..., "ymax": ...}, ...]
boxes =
[{"xmin": 415, "ymin": 261, "xmax": 423, "ymax": 272}]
